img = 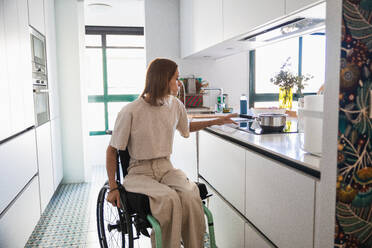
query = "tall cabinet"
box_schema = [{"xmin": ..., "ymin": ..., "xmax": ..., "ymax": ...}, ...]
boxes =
[
  {"xmin": 44, "ymin": 0, "xmax": 63, "ymax": 189},
  {"xmin": 0, "ymin": 0, "xmax": 64, "ymax": 246}
]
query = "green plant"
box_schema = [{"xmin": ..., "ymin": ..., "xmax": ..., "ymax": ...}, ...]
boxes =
[{"xmin": 270, "ymin": 57, "xmax": 313, "ymax": 98}]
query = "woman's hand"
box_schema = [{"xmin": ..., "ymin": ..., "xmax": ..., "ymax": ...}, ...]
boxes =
[
  {"xmin": 189, "ymin": 113, "xmax": 239, "ymax": 132},
  {"xmin": 214, "ymin": 113, "xmax": 239, "ymax": 125},
  {"xmin": 107, "ymin": 189, "xmax": 121, "ymax": 208}
]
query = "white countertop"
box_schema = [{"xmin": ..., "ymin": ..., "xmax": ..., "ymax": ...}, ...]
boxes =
[{"xmin": 192, "ymin": 117, "xmax": 321, "ymax": 175}]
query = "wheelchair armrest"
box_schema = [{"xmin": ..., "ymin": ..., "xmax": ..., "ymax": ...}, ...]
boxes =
[{"xmin": 195, "ymin": 182, "xmax": 211, "ymax": 200}]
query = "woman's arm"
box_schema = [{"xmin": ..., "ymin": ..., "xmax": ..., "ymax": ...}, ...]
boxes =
[
  {"xmin": 189, "ymin": 113, "xmax": 238, "ymax": 132},
  {"xmin": 106, "ymin": 145, "xmax": 121, "ymax": 207}
]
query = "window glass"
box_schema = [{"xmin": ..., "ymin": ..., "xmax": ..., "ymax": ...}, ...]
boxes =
[
  {"xmin": 106, "ymin": 35, "xmax": 145, "ymax": 47},
  {"xmin": 85, "ymin": 48, "xmax": 104, "ymax": 95},
  {"xmin": 108, "ymin": 102, "xmax": 130, "ymax": 130},
  {"xmin": 301, "ymin": 34, "xmax": 325, "ymax": 93},
  {"xmin": 106, "ymin": 48, "xmax": 146, "ymax": 95},
  {"xmin": 85, "ymin": 35, "xmax": 101, "ymax": 47},
  {"xmin": 254, "ymin": 101, "xmax": 299, "ymax": 110},
  {"xmin": 255, "ymin": 38, "xmax": 299, "ymax": 94},
  {"xmin": 87, "ymin": 103, "xmax": 105, "ymax": 131},
  {"xmin": 254, "ymin": 101, "xmax": 280, "ymax": 108}
]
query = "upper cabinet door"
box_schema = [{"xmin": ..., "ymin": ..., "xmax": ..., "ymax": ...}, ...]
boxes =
[
  {"xmin": 180, "ymin": 0, "xmax": 223, "ymax": 58},
  {"xmin": 0, "ymin": 0, "xmax": 12, "ymax": 141},
  {"xmin": 223, "ymin": 0, "xmax": 285, "ymax": 40},
  {"xmin": 28, "ymin": 0, "xmax": 45, "ymax": 34},
  {"xmin": 285, "ymin": 0, "xmax": 323, "ymax": 15},
  {"xmin": 180, "ymin": 0, "xmax": 194, "ymax": 58},
  {"xmin": 193, "ymin": 0, "xmax": 223, "ymax": 53},
  {"xmin": 17, "ymin": 0, "xmax": 35, "ymax": 129}
]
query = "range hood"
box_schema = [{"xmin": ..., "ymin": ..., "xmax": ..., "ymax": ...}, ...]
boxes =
[
  {"xmin": 240, "ymin": 17, "xmax": 325, "ymax": 43},
  {"xmin": 238, "ymin": 2, "xmax": 326, "ymax": 49}
]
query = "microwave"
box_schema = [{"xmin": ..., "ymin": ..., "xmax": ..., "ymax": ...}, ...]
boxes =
[{"xmin": 30, "ymin": 27, "xmax": 47, "ymax": 76}]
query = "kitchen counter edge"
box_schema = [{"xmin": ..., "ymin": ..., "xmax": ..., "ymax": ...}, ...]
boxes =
[{"xmin": 203, "ymin": 127, "xmax": 321, "ymax": 180}]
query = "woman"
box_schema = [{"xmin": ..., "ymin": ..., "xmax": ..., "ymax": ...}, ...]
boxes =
[{"xmin": 106, "ymin": 58, "xmax": 236, "ymax": 248}]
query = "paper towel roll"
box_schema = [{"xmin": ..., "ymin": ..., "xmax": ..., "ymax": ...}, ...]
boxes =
[
  {"xmin": 303, "ymin": 95, "xmax": 324, "ymax": 156},
  {"xmin": 304, "ymin": 95, "xmax": 324, "ymax": 111},
  {"xmin": 303, "ymin": 116, "xmax": 323, "ymax": 156}
]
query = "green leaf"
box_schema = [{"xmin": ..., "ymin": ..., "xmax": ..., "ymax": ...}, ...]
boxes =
[
  {"xmin": 344, "ymin": 1, "xmax": 372, "ymax": 52},
  {"xmin": 336, "ymin": 202, "xmax": 372, "ymax": 245}
]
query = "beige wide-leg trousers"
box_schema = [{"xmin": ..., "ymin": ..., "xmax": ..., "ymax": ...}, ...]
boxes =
[{"xmin": 123, "ymin": 157, "xmax": 206, "ymax": 248}]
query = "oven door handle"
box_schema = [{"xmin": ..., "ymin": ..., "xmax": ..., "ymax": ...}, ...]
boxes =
[{"xmin": 33, "ymin": 89, "xmax": 49, "ymax": 93}]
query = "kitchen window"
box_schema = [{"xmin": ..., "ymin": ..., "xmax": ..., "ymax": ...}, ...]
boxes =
[
  {"xmin": 85, "ymin": 26, "xmax": 145, "ymax": 135},
  {"xmin": 249, "ymin": 33, "xmax": 325, "ymax": 108}
]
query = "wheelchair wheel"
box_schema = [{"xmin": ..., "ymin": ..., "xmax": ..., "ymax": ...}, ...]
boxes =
[{"xmin": 97, "ymin": 185, "xmax": 134, "ymax": 248}]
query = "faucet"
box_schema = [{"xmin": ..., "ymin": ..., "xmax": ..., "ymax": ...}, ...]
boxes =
[{"xmin": 201, "ymin": 87, "xmax": 224, "ymax": 111}]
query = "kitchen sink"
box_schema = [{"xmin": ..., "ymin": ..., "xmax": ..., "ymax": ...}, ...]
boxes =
[{"xmin": 186, "ymin": 107, "xmax": 216, "ymax": 114}]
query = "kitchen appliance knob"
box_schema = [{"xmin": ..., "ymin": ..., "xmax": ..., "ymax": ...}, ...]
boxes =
[{"xmin": 36, "ymin": 80, "xmax": 40, "ymax": 84}]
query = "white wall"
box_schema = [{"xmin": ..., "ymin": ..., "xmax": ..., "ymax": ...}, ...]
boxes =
[
  {"xmin": 55, "ymin": 0, "xmax": 87, "ymax": 183},
  {"xmin": 144, "ymin": 0, "xmax": 249, "ymax": 111}
]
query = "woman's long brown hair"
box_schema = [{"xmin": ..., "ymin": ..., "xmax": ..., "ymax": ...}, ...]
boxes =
[{"xmin": 141, "ymin": 58, "xmax": 178, "ymax": 106}]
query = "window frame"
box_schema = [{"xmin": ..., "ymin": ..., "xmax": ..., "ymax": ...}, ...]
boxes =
[
  {"xmin": 248, "ymin": 34, "xmax": 325, "ymax": 108},
  {"xmin": 85, "ymin": 26, "xmax": 145, "ymax": 136}
]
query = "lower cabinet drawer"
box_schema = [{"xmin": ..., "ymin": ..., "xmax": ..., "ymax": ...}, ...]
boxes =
[
  {"xmin": 245, "ymin": 150, "xmax": 315, "ymax": 248},
  {"xmin": 0, "ymin": 129, "xmax": 38, "ymax": 214},
  {"xmin": 0, "ymin": 176, "xmax": 41, "ymax": 247},
  {"xmin": 199, "ymin": 131, "xmax": 246, "ymax": 213},
  {"xmin": 205, "ymin": 183, "xmax": 245, "ymax": 248},
  {"xmin": 245, "ymin": 223, "xmax": 274, "ymax": 248}
]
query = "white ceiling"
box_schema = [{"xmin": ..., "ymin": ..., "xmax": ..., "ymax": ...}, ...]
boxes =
[{"xmin": 84, "ymin": 0, "xmax": 145, "ymax": 27}]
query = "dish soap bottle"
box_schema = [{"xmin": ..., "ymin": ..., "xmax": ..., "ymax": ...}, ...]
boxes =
[{"xmin": 240, "ymin": 94, "xmax": 248, "ymax": 114}]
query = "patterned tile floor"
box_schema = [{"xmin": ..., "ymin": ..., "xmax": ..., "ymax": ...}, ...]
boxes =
[
  {"xmin": 25, "ymin": 165, "xmax": 210, "ymax": 248},
  {"xmin": 25, "ymin": 165, "xmax": 152, "ymax": 248}
]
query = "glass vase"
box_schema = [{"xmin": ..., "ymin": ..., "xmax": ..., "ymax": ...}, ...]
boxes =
[{"xmin": 279, "ymin": 88, "xmax": 293, "ymax": 109}]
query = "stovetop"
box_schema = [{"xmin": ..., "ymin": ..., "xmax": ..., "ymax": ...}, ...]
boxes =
[{"xmin": 233, "ymin": 119, "xmax": 298, "ymax": 135}]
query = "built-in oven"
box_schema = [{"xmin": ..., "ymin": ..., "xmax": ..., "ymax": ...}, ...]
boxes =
[
  {"xmin": 33, "ymin": 80, "xmax": 50, "ymax": 127},
  {"xmin": 30, "ymin": 27, "xmax": 49, "ymax": 127},
  {"xmin": 30, "ymin": 27, "xmax": 46, "ymax": 76}
]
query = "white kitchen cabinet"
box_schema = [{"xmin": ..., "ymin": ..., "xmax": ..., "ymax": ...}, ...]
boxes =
[
  {"xmin": 193, "ymin": 0, "xmax": 223, "ymax": 53},
  {"xmin": 44, "ymin": 0, "xmax": 60, "ymax": 120},
  {"xmin": 180, "ymin": 0, "xmax": 194, "ymax": 58},
  {"xmin": 50, "ymin": 118, "xmax": 63, "ymax": 189},
  {"xmin": 285, "ymin": 0, "xmax": 323, "ymax": 15},
  {"xmin": 0, "ymin": 129, "xmax": 38, "ymax": 214},
  {"xmin": 17, "ymin": 0, "xmax": 35, "ymax": 130},
  {"xmin": 0, "ymin": 0, "xmax": 11, "ymax": 141},
  {"xmin": 36, "ymin": 122, "xmax": 55, "ymax": 212},
  {"xmin": 1, "ymin": 0, "xmax": 34, "ymax": 141},
  {"xmin": 204, "ymin": 183, "xmax": 245, "ymax": 248},
  {"xmin": 28, "ymin": 0, "xmax": 45, "ymax": 34},
  {"xmin": 0, "ymin": 176, "xmax": 41, "ymax": 248},
  {"xmin": 180, "ymin": 0, "xmax": 223, "ymax": 58},
  {"xmin": 245, "ymin": 149, "xmax": 315, "ymax": 248},
  {"xmin": 199, "ymin": 131, "xmax": 245, "ymax": 213},
  {"xmin": 245, "ymin": 223, "xmax": 273, "ymax": 248},
  {"xmin": 3, "ymin": 0, "xmax": 35, "ymax": 137},
  {"xmin": 171, "ymin": 132, "xmax": 197, "ymax": 181},
  {"xmin": 223, "ymin": 0, "xmax": 285, "ymax": 40}
]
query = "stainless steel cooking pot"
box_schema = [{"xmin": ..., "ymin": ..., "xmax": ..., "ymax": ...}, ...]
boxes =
[{"xmin": 256, "ymin": 113, "xmax": 287, "ymax": 132}]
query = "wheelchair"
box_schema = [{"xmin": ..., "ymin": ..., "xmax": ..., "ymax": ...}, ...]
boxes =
[{"xmin": 96, "ymin": 147, "xmax": 217, "ymax": 248}]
